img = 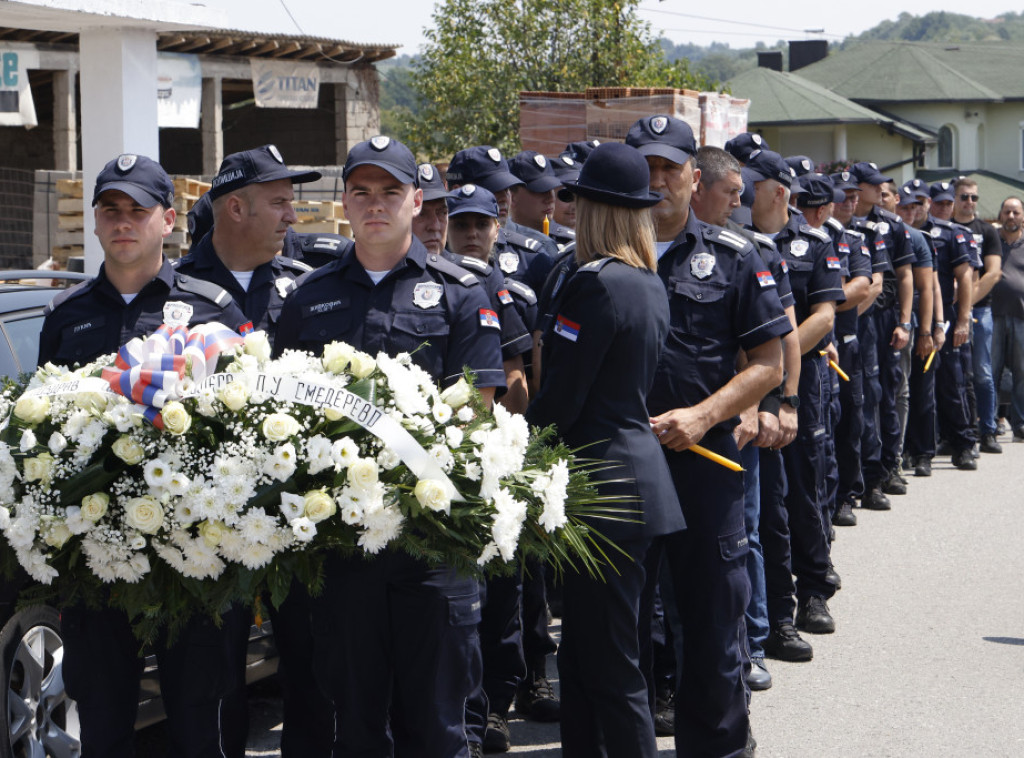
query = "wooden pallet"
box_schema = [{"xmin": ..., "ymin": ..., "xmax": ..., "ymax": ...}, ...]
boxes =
[
  {"xmin": 56, "ymin": 179, "xmax": 83, "ymax": 198},
  {"xmin": 293, "ymin": 218, "xmax": 351, "ymax": 236}
]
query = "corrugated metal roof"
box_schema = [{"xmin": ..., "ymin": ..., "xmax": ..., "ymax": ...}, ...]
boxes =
[
  {"xmin": 797, "ymin": 42, "xmax": 1023, "ymax": 103},
  {"xmin": 726, "ymin": 67, "xmax": 934, "ymax": 142}
]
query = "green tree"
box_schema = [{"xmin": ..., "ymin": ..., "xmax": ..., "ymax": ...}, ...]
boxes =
[{"xmin": 406, "ymin": 0, "xmax": 715, "ymax": 160}]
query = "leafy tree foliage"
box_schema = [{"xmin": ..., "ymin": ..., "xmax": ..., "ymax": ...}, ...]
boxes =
[{"xmin": 405, "ymin": 0, "xmax": 714, "ymax": 160}]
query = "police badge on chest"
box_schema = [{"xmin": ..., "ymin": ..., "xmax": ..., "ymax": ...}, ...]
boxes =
[
  {"xmin": 413, "ymin": 282, "xmax": 444, "ymax": 309},
  {"xmin": 690, "ymin": 252, "xmax": 716, "ymax": 279},
  {"xmin": 163, "ymin": 300, "xmax": 194, "ymax": 326}
]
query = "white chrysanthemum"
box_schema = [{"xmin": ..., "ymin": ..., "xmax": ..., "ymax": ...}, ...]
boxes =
[
  {"xmin": 491, "ymin": 488, "xmax": 528, "ymax": 562},
  {"xmin": 104, "ymin": 403, "xmax": 136, "ymax": 432},
  {"xmin": 0, "ymin": 506, "xmax": 11, "ymax": 530},
  {"xmin": 238, "ymin": 541, "xmax": 275, "ymax": 570},
  {"xmin": 154, "ymin": 543, "xmax": 186, "ymax": 572},
  {"xmin": 463, "ymin": 460, "xmax": 482, "ymax": 482},
  {"xmin": 477, "ymin": 541, "xmax": 499, "ymax": 566},
  {"xmin": 445, "ymin": 426, "xmax": 464, "ymax": 449},
  {"xmin": 77, "ymin": 419, "xmax": 106, "ymax": 450},
  {"xmin": 305, "ymin": 435, "xmax": 334, "ymax": 475},
  {"xmin": 19, "ymin": 429, "xmax": 37, "ymax": 453},
  {"xmin": 377, "ymin": 447, "xmax": 400, "ymax": 470},
  {"xmin": 291, "ymin": 517, "xmax": 316, "ymax": 542},
  {"xmin": 62, "ymin": 410, "xmax": 90, "ymax": 440},
  {"xmin": 537, "ymin": 460, "xmax": 570, "ymax": 532},
  {"xmin": 143, "ymin": 459, "xmax": 173, "ymax": 489},
  {"xmin": 358, "ymin": 504, "xmax": 404, "ymax": 554},
  {"xmin": 64, "ymin": 506, "xmax": 90, "ymax": 535},
  {"xmin": 238, "ymin": 507, "xmax": 277, "ymax": 545},
  {"xmin": 17, "ymin": 548, "xmax": 57, "ymax": 584},
  {"xmin": 375, "ymin": 353, "xmax": 430, "ymax": 416},
  {"xmin": 457, "ymin": 406, "xmax": 474, "ymax": 423},
  {"xmin": 6, "ymin": 516, "xmax": 37, "ymax": 549},
  {"xmin": 428, "ymin": 444, "xmax": 455, "ymax": 473},
  {"xmin": 217, "ymin": 530, "xmax": 244, "ymax": 562},
  {"xmin": 113, "ymin": 552, "xmax": 151, "ymax": 583}
]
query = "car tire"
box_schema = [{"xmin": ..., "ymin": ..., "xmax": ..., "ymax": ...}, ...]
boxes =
[{"xmin": 0, "ymin": 605, "xmax": 80, "ymax": 758}]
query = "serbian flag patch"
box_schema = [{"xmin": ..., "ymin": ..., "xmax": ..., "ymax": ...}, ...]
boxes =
[
  {"xmin": 497, "ymin": 289, "xmax": 514, "ymax": 305},
  {"xmin": 756, "ymin": 270, "xmax": 775, "ymax": 288},
  {"xmin": 238, "ymin": 321, "xmax": 254, "ymax": 336},
  {"xmin": 826, "ymin": 256, "xmax": 841, "ymax": 269},
  {"xmin": 554, "ymin": 314, "xmax": 581, "ymax": 341},
  {"xmin": 479, "ymin": 308, "xmax": 501, "ymax": 329}
]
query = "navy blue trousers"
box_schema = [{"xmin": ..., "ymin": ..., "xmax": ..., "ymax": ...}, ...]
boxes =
[{"xmin": 836, "ymin": 333, "xmax": 865, "ymax": 504}]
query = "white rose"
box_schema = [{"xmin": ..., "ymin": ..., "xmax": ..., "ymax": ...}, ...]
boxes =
[
  {"xmin": 349, "ymin": 351, "xmax": 377, "ymax": 379},
  {"xmin": 112, "ymin": 436, "xmax": 145, "ymax": 465},
  {"xmin": 262, "ymin": 413, "xmax": 300, "ymax": 442},
  {"xmin": 322, "ymin": 341, "xmax": 355, "ymax": 374},
  {"xmin": 218, "ymin": 380, "xmax": 249, "ymax": 412},
  {"xmin": 303, "ymin": 490, "xmax": 337, "ymax": 523},
  {"xmin": 347, "ymin": 458, "xmax": 379, "ymax": 491},
  {"xmin": 74, "ymin": 392, "xmax": 108, "ymax": 413},
  {"xmin": 160, "ymin": 401, "xmax": 192, "ymax": 436},
  {"xmin": 199, "ymin": 519, "xmax": 229, "ymax": 548},
  {"xmin": 457, "ymin": 406, "xmax": 475, "ymax": 423},
  {"xmin": 23, "ymin": 453, "xmax": 54, "ymax": 484},
  {"xmin": 244, "ymin": 330, "xmax": 272, "ymax": 361},
  {"xmin": 414, "ymin": 479, "xmax": 451, "ymax": 514},
  {"xmin": 47, "ymin": 432, "xmax": 67, "ymax": 455},
  {"xmin": 439, "ymin": 378, "xmax": 472, "ymax": 409},
  {"xmin": 14, "ymin": 395, "xmax": 49, "ymax": 424},
  {"xmin": 125, "ymin": 496, "xmax": 165, "ymax": 534},
  {"xmin": 43, "ymin": 521, "xmax": 72, "ymax": 549},
  {"xmin": 80, "ymin": 493, "xmax": 109, "ymax": 522},
  {"xmin": 324, "ymin": 407, "xmax": 344, "ymax": 421}
]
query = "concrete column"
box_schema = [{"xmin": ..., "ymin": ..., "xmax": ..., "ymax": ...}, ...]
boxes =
[
  {"xmin": 833, "ymin": 123, "xmax": 848, "ymax": 162},
  {"xmin": 78, "ymin": 28, "xmax": 159, "ymax": 274},
  {"xmin": 334, "ymin": 68, "xmax": 381, "ymax": 163},
  {"xmin": 52, "ymin": 69, "xmax": 77, "ymax": 172},
  {"xmin": 201, "ymin": 75, "xmax": 222, "ymax": 175}
]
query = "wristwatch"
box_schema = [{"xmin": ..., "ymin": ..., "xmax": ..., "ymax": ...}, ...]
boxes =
[
  {"xmin": 899, "ymin": 322, "xmax": 912, "ymax": 331},
  {"xmin": 780, "ymin": 395, "xmax": 800, "ymax": 410}
]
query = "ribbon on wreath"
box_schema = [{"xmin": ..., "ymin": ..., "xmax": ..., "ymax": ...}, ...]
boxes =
[{"xmin": 101, "ymin": 322, "xmax": 245, "ymax": 427}]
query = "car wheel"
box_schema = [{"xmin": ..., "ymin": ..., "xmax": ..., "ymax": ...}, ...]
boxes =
[{"xmin": 0, "ymin": 605, "xmax": 80, "ymax": 758}]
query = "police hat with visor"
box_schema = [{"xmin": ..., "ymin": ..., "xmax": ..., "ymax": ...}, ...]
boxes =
[
  {"xmin": 625, "ymin": 115, "xmax": 698, "ymax": 166},
  {"xmin": 93, "ymin": 154, "xmax": 175, "ymax": 209},
  {"xmin": 508, "ymin": 151, "xmax": 563, "ymax": 193},
  {"xmin": 831, "ymin": 171, "xmax": 860, "ymax": 194},
  {"xmin": 209, "ymin": 144, "xmax": 321, "ymax": 200},
  {"xmin": 899, "ymin": 179, "xmax": 930, "ymax": 207},
  {"xmin": 343, "ymin": 136, "xmax": 418, "ymax": 186},
  {"xmin": 930, "ymin": 181, "xmax": 955, "ymax": 202},
  {"xmin": 446, "ymin": 146, "xmax": 524, "ymax": 194},
  {"xmin": 849, "ymin": 161, "xmax": 892, "ymax": 186},
  {"xmin": 724, "ymin": 132, "xmax": 768, "ymax": 164},
  {"xmin": 417, "ymin": 163, "xmax": 448, "ymax": 202},
  {"xmin": 745, "ymin": 149, "xmax": 795, "ymax": 188},
  {"xmin": 561, "ymin": 142, "xmax": 662, "ymax": 209},
  {"xmin": 565, "ymin": 139, "xmax": 600, "ymax": 163},
  {"xmin": 785, "ymin": 155, "xmax": 815, "ymax": 178},
  {"xmin": 447, "ymin": 184, "xmax": 500, "ymax": 218},
  {"xmin": 796, "ymin": 173, "xmax": 843, "ymax": 208}
]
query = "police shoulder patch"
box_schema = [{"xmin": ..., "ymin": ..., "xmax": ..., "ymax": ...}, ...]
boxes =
[
  {"xmin": 425, "ymin": 253, "xmax": 480, "ymax": 287},
  {"xmin": 799, "ymin": 224, "xmax": 831, "ymax": 243}
]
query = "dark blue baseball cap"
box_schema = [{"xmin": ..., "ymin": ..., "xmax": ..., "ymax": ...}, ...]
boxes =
[
  {"xmin": 930, "ymin": 181, "xmax": 954, "ymax": 202},
  {"xmin": 186, "ymin": 191, "xmax": 213, "ymax": 245},
  {"xmin": 899, "ymin": 179, "xmax": 930, "ymax": 206},
  {"xmin": 625, "ymin": 115, "xmax": 698, "ymax": 166},
  {"xmin": 830, "ymin": 171, "xmax": 860, "ymax": 193},
  {"xmin": 509, "ymin": 151, "xmax": 563, "ymax": 193},
  {"xmin": 565, "ymin": 139, "xmax": 600, "ymax": 163},
  {"xmin": 785, "ymin": 155, "xmax": 815, "ymax": 177},
  {"xmin": 93, "ymin": 154, "xmax": 175, "ymax": 208},
  {"xmin": 446, "ymin": 184, "xmax": 499, "ymax": 218},
  {"xmin": 796, "ymin": 173, "xmax": 843, "ymax": 207},
  {"xmin": 209, "ymin": 144, "xmax": 321, "ymax": 200},
  {"xmin": 745, "ymin": 149, "xmax": 794, "ymax": 188},
  {"xmin": 550, "ymin": 152, "xmax": 582, "ymax": 184},
  {"xmin": 446, "ymin": 146, "xmax": 524, "ymax": 194},
  {"xmin": 342, "ymin": 136, "xmax": 417, "ymax": 186},
  {"xmin": 724, "ymin": 132, "xmax": 768, "ymax": 164},
  {"xmin": 849, "ymin": 161, "xmax": 892, "ymax": 186},
  {"xmin": 417, "ymin": 163, "xmax": 448, "ymax": 202},
  {"xmin": 562, "ymin": 142, "xmax": 662, "ymax": 209}
]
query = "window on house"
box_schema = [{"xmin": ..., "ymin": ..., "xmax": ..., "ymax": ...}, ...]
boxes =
[{"xmin": 937, "ymin": 125, "xmax": 954, "ymax": 168}]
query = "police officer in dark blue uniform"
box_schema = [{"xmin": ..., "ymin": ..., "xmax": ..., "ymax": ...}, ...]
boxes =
[
  {"xmin": 507, "ymin": 150, "xmax": 567, "ymax": 252},
  {"xmin": 848, "ymin": 162, "xmax": 916, "ymax": 506},
  {"xmin": 747, "ymin": 153, "xmax": 846, "ymax": 641},
  {"xmin": 547, "ymin": 152, "xmax": 579, "ymax": 247},
  {"xmin": 527, "ymin": 142, "xmax": 685, "ymax": 758},
  {"xmin": 40, "ymin": 154, "xmax": 251, "ymax": 758},
  {"xmin": 274, "ymin": 136, "xmax": 504, "ymax": 758},
  {"xmin": 174, "ymin": 145, "xmax": 318, "ymax": 334},
  {"xmin": 627, "ymin": 115, "xmax": 791, "ymax": 758},
  {"xmin": 447, "ymin": 146, "xmax": 556, "ymax": 292},
  {"xmin": 564, "ymin": 139, "xmax": 600, "ymax": 163},
  {"xmin": 724, "ymin": 132, "xmax": 769, "ymax": 165}
]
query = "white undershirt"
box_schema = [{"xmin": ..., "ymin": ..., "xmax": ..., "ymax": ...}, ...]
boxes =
[
  {"xmin": 656, "ymin": 241, "xmax": 673, "ymax": 260},
  {"xmin": 365, "ymin": 269, "xmax": 390, "ymax": 285},
  {"xmin": 230, "ymin": 270, "xmax": 255, "ymax": 291},
  {"xmin": 121, "ymin": 293, "xmax": 138, "ymax": 304}
]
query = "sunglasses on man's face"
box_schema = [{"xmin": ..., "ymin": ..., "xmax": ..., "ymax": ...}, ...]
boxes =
[
  {"xmin": 959, "ymin": 193, "xmax": 979, "ymax": 202},
  {"xmin": 557, "ymin": 188, "xmax": 575, "ymax": 203}
]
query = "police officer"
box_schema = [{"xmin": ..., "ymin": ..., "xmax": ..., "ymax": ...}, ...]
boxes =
[
  {"xmin": 39, "ymin": 154, "xmax": 251, "ymax": 758},
  {"xmin": 547, "ymin": 152, "xmax": 580, "ymax": 245},
  {"xmin": 724, "ymin": 132, "xmax": 769, "ymax": 165},
  {"xmin": 527, "ymin": 141, "xmax": 685, "ymax": 758},
  {"xmin": 747, "ymin": 153, "xmax": 846, "ymax": 642},
  {"xmin": 447, "ymin": 146, "xmax": 556, "ymax": 293},
  {"xmin": 274, "ymin": 136, "xmax": 504, "ymax": 758},
  {"xmin": 627, "ymin": 115, "xmax": 790, "ymax": 758},
  {"xmin": 564, "ymin": 139, "xmax": 600, "ymax": 163},
  {"xmin": 848, "ymin": 161, "xmax": 916, "ymax": 508},
  {"xmin": 507, "ymin": 150, "xmax": 564, "ymax": 249}
]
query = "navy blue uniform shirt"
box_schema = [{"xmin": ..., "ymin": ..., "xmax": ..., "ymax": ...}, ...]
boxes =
[
  {"xmin": 726, "ymin": 221, "xmax": 795, "ymax": 311},
  {"xmin": 647, "ymin": 212, "xmax": 791, "ymax": 428},
  {"xmin": 826, "ymin": 217, "xmax": 873, "ymax": 336},
  {"xmin": 39, "ymin": 258, "xmax": 249, "ymax": 367},
  {"xmin": 174, "ymin": 233, "xmax": 311, "ymax": 337},
  {"xmin": 528, "ymin": 257, "xmax": 685, "ymax": 541},
  {"xmin": 281, "ymin": 227, "xmax": 355, "ymax": 269},
  {"xmin": 922, "ymin": 217, "xmax": 973, "ymax": 313},
  {"xmin": 273, "ymin": 238, "xmax": 505, "ymax": 390},
  {"xmin": 496, "ymin": 226, "xmax": 556, "ymax": 293}
]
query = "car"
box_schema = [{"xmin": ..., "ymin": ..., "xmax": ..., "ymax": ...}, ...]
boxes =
[{"xmin": 0, "ymin": 271, "xmax": 278, "ymax": 758}]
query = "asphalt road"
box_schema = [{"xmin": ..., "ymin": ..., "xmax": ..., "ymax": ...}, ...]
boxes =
[{"xmin": 139, "ymin": 431, "xmax": 1024, "ymax": 756}]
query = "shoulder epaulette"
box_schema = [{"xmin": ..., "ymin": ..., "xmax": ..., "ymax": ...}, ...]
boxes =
[
  {"xmin": 299, "ymin": 234, "xmax": 350, "ymax": 254},
  {"xmin": 43, "ymin": 278, "xmax": 95, "ymax": 316},
  {"xmin": 448, "ymin": 253, "xmax": 493, "ymax": 276},
  {"xmin": 505, "ymin": 279, "xmax": 538, "ymax": 305},
  {"xmin": 173, "ymin": 273, "xmax": 234, "ymax": 308},
  {"xmin": 825, "ymin": 216, "xmax": 844, "ymax": 233},
  {"xmin": 799, "ymin": 224, "xmax": 831, "ymax": 243},
  {"xmin": 425, "ymin": 253, "xmax": 480, "ymax": 287},
  {"xmin": 876, "ymin": 207, "xmax": 901, "ymax": 224},
  {"xmin": 579, "ymin": 257, "xmax": 614, "ymax": 273},
  {"xmin": 752, "ymin": 232, "xmax": 777, "ymax": 250},
  {"xmin": 277, "ymin": 256, "xmax": 313, "ymax": 274},
  {"xmin": 931, "ymin": 217, "xmax": 953, "ymax": 229},
  {"xmin": 704, "ymin": 224, "xmax": 749, "ymax": 252},
  {"xmin": 170, "ymin": 254, "xmax": 191, "ymax": 269},
  {"xmin": 504, "ymin": 230, "xmax": 541, "ymax": 252},
  {"xmin": 844, "ymin": 228, "xmax": 865, "ymax": 241}
]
